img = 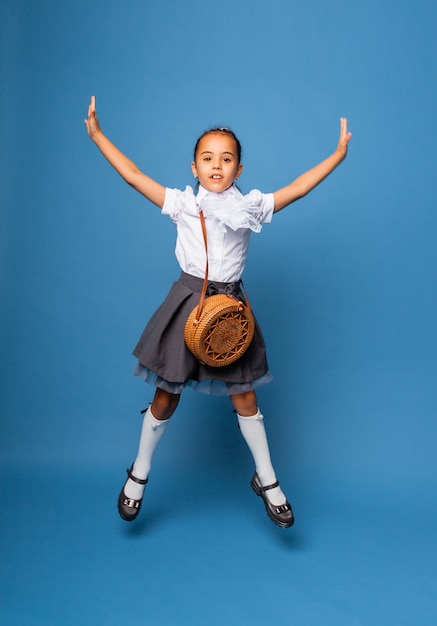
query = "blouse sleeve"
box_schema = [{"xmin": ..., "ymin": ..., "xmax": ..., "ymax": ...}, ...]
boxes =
[
  {"xmin": 244, "ymin": 190, "xmax": 274, "ymax": 225},
  {"xmin": 161, "ymin": 186, "xmax": 196, "ymax": 222}
]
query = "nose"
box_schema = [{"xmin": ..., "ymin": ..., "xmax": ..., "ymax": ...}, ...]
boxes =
[{"xmin": 212, "ymin": 159, "xmax": 221, "ymax": 169}]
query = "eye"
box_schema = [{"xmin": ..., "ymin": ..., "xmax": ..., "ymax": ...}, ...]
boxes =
[
  {"xmin": 223, "ymin": 157, "xmax": 231, "ymax": 163},
  {"xmin": 203, "ymin": 156, "xmax": 211, "ymax": 162}
]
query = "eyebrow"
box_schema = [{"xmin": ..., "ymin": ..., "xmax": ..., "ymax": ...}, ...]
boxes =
[{"xmin": 200, "ymin": 150, "xmax": 235, "ymax": 156}]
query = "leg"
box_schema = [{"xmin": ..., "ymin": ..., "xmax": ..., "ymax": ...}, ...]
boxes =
[
  {"xmin": 231, "ymin": 391, "xmax": 282, "ymax": 496},
  {"xmin": 130, "ymin": 388, "xmax": 180, "ymax": 479},
  {"xmin": 150, "ymin": 387, "xmax": 181, "ymax": 421},
  {"xmin": 118, "ymin": 388, "xmax": 180, "ymax": 521},
  {"xmin": 231, "ymin": 391, "xmax": 294, "ymax": 528},
  {"xmin": 231, "ymin": 390, "xmax": 258, "ymax": 417}
]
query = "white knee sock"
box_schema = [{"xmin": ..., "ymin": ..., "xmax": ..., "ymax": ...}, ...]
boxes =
[
  {"xmin": 124, "ymin": 407, "xmax": 168, "ymax": 500},
  {"xmin": 237, "ymin": 409, "xmax": 286, "ymax": 506}
]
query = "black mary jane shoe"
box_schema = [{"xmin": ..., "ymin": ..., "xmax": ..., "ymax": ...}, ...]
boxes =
[
  {"xmin": 117, "ymin": 465, "xmax": 148, "ymax": 522},
  {"xmin": 250, "ymin": 472, "xmax": 294, "ymax": 529}
]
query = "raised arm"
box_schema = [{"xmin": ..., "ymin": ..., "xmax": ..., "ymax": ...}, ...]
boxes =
[
  {"xmin": 273, "ymin": 118, "xmax": 352, "ymax": 213},
  {"xmin": 84, "ymin": 96, "xmax": 166, "ymax": 208}
]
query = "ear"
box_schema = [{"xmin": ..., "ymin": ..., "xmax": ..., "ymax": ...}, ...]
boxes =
[
  {"xmin": 191, "ymin": 161, "xmax": 198, "ymax": 178},
  {"xmin": 235, "ymin": 163, "xmax": 243, "ymax": 180}
]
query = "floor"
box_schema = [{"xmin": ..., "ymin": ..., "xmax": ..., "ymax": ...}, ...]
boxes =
[{"xmin": 2, "ymin": 460, "xmax": 436, "ymax": 625}]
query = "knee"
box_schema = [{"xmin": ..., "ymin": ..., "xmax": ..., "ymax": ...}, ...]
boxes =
[
  {"xmin": 151, "ymin": 389, "xmax": 180, "ymax": 421},
  {"xmin": 231, "ymin": 391, "xmax": 258, "ymax": 417}
]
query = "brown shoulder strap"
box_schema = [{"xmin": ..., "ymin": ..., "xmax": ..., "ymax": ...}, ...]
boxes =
[
  {"xmin": 195, "ymin": 210, "xmax": 209, "ymax": 321},
  {"xmin": 194, "ymin": 209, "xmax": 251, "ymax": 321}
]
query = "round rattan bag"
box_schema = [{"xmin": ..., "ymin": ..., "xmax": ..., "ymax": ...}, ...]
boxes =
[{"xmin": 184, "ymin": 293, "xmax": 255, "ymax": 367}]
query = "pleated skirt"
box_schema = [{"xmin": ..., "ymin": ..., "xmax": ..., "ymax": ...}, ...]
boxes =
[{"xmin": 132, "ymin": 272, "xmax": 272, "ymax": 396}]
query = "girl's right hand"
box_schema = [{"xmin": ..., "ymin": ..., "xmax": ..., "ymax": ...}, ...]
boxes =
[
  {"xmin": 84, "ymin": 96, "xmax": 101, "ymax": 140},
  {"xmin": 336, "ymin": 117, "xmax": 352, "ymax": 159}
]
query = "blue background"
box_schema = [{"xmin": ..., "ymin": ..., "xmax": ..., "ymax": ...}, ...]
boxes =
[{"xmin": 1, "ymin": 0, "xmax": 437, "ymax": 624}]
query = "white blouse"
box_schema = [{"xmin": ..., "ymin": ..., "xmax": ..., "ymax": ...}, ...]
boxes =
[{"xmin": 162, "ymin": 184, "xmax": 274, "ymax": 283}]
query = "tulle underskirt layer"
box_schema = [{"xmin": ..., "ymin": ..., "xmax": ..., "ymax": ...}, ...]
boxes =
[{"xmin": 133, "ymin": 361, "xmax": 273, "ymax": 397}]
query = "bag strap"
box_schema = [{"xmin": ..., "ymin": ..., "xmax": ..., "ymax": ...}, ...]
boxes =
[
  {"xmin": 194, "ymin": 209, "xmax": 251, "ymax": 322},
  {"xmin": 195, "ymin": 210, "xmax": 209, "ymax": 321}
]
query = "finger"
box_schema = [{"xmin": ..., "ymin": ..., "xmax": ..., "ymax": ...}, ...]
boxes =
[
  {"xmin": 343, "ymin": 118, "xmax": 352, "ymax": 141},
  {"xmin": 88, "ymin": 95, "xmax": 96, "ymax": 118},
  {"xmin": 340, "ymin": 117, "xmax": 347, "ymax": 135},
  {"xmin": 341, "ymin": 118, "xmax": 351, "ymax": 142}
]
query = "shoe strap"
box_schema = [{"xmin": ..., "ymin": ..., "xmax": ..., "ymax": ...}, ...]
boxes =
[
  {"xmin": 127, "ymin": 467, "xmax": 148, "ymax": 485},
  {"xmin": 260, "ymin": 480, "xmax": 280, "ymax": 492}
]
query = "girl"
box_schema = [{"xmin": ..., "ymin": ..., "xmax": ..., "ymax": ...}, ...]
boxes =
[{"xmin": 85, "ymin": 97, "xmax": 351, "ymax": 528}]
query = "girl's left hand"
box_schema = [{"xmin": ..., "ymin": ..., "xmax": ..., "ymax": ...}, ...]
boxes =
[
  {"xmin": 337, "ymin": 117, "xmax": 352, "ymax": 157},
  {"xmin": 84, "ymin": 96, "xmax": 101, "ymax": 140}
]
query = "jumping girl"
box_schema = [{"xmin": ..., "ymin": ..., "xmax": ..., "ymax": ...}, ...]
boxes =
[{"xmin": 85, "ymin": 96, "xmax": 351, "ymax": 528}]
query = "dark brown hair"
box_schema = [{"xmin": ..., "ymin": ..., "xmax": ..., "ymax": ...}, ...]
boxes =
[{"xmin": 193, "ymin": 127, "xmax": 242, "ymax": 163}]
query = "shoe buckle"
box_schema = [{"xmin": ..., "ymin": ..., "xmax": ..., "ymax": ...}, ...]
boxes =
[
  {"xmin": 123, "ymin": 497, "xmax": 140, "ymax": 509},
  {"xmin": 275, "ymin": 503, "xmax": 290, "ymax": 514}
]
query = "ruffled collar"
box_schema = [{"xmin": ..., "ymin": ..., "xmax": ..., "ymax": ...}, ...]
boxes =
[{"xmin": 195, "ymin": 184, "xmax": 263, "ymax": 233}]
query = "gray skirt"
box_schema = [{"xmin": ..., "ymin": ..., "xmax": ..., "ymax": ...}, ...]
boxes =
[{"xmin": 132, "ymin": 272, "xmax": 273, "ymax": 396}]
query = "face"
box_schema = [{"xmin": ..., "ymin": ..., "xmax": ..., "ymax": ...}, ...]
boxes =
[{"xmin": 192, "ymin": 132, "xmax": 243, "ymax": 193}]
